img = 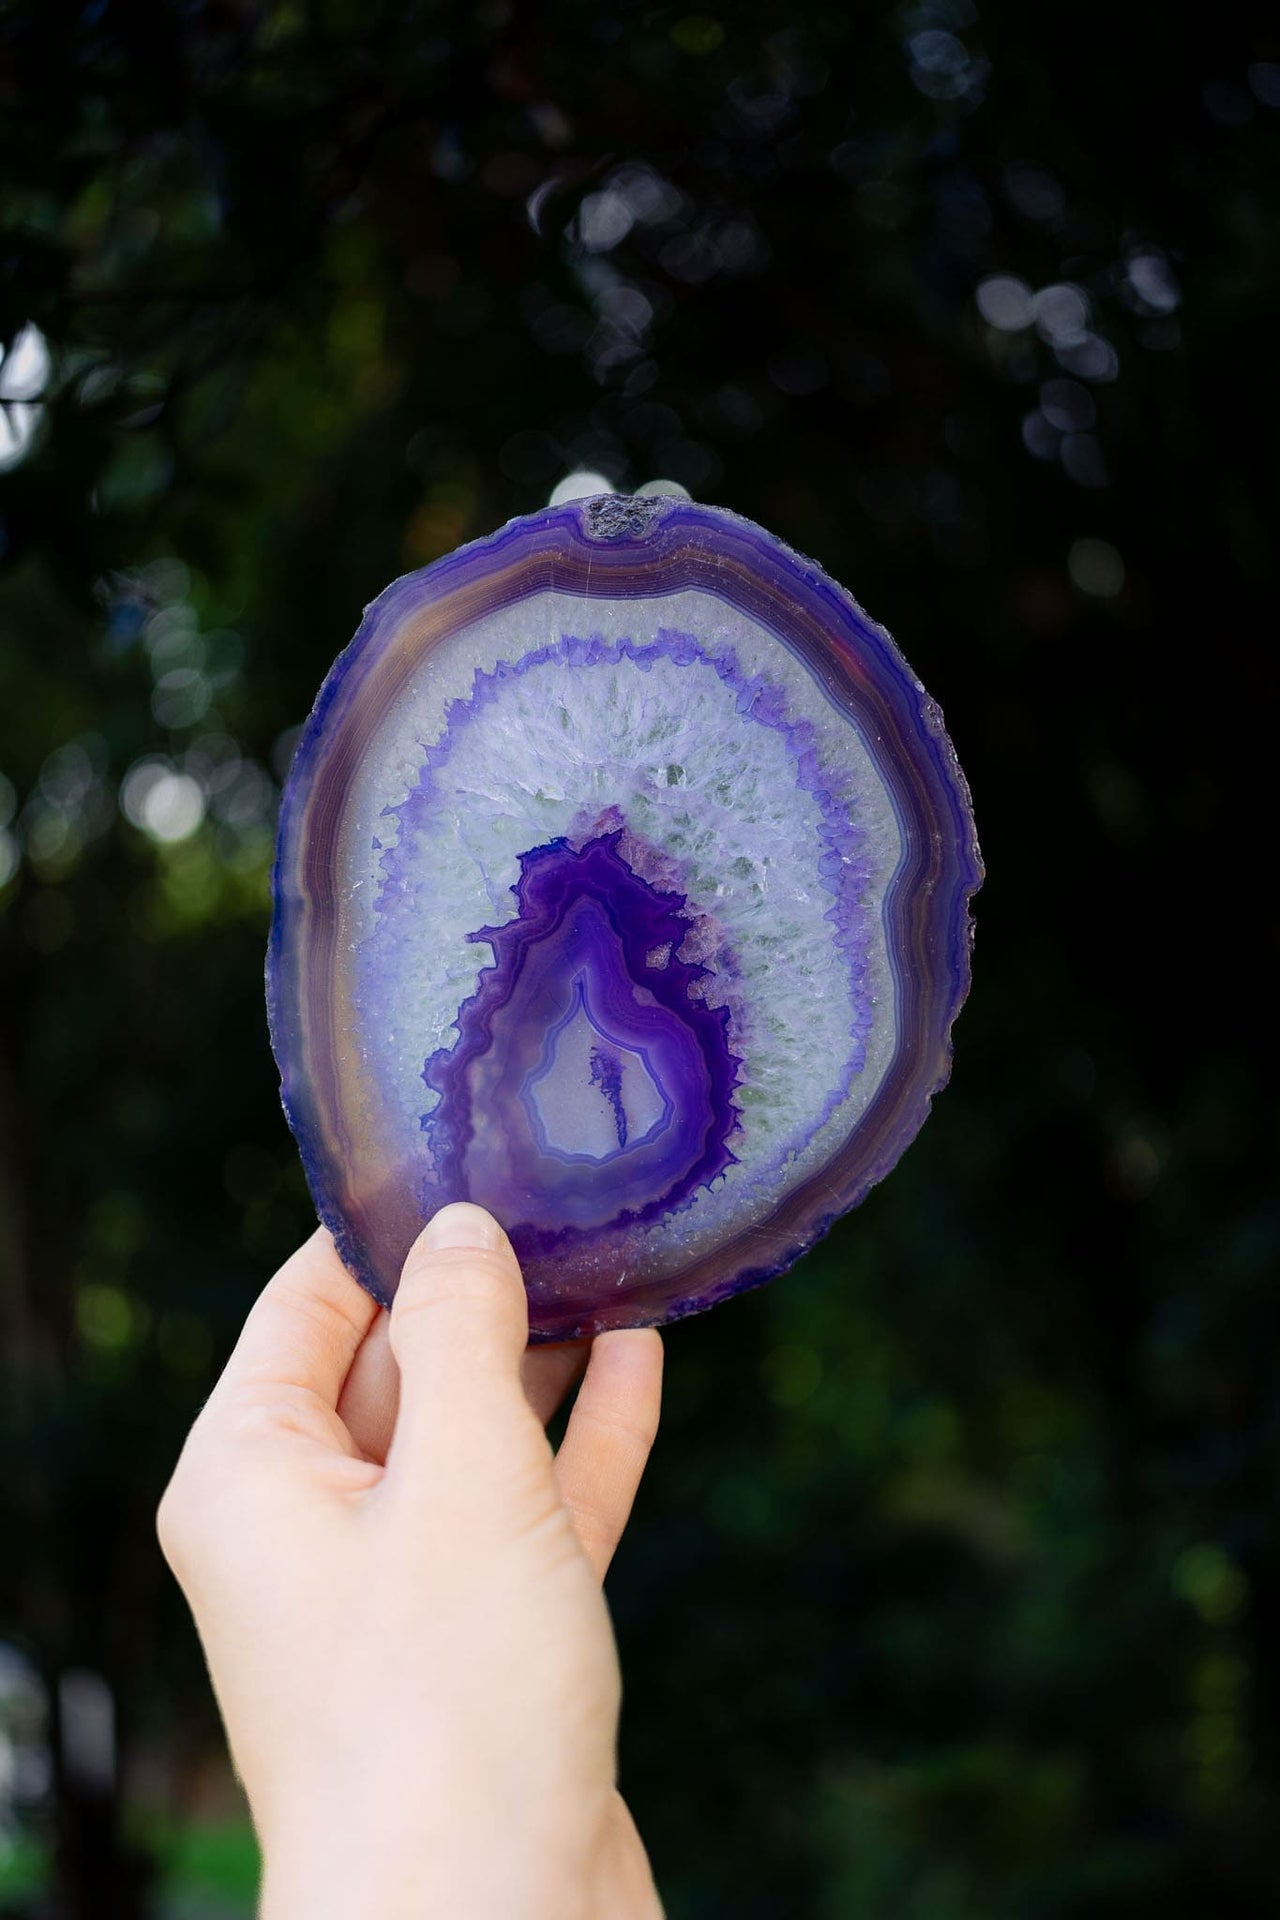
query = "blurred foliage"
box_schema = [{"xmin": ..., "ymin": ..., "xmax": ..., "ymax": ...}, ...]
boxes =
[{"xmin": 1, "ymin": 0, "xmax": 1279, "ymax": 1914}]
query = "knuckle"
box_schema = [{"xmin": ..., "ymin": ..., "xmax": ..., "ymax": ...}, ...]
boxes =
[
  {"xmin": 271, "ymin": 1272, "xmax": 370, "ymax": 1347},
  {"xmin": 574, "ymin": 1399, "xmax": 660, "ymax": 1458},
  {"xmin": 224, "ymin": 1386, "xmax": 302, "ymax": 1443},
  {"xmin": 215, "ymin": 1382, "xmax": 339, "ymax": 1452},
  {"xmin": 155, "ymin": 1471, "xmax": 196, "ymax": 1576},
  {"xmin": 220, "ymin": 1395, "xmax": 282, "ymax": 1445},
  {"xmin": 562, "ymin": 1495, "xmax": 617, "ymax": 1560}
]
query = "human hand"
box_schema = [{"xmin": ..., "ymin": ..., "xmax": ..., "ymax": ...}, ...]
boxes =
[{"xmin": 157, "ymin": 1203, "xmax": 664, "ymax": 1919}]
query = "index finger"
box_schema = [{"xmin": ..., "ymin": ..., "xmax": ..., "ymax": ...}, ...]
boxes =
[{"xmin": 214, "ymin": 1227, "xmax": 380, "ymax": 1410}]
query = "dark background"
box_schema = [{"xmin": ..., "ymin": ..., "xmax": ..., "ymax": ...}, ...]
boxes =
[{"xmin": 2, "ymin": 2, "xmax": 1278, "ymax": 1915}]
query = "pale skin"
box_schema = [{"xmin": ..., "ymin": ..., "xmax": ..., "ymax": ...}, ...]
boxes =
[{"xmin": 157, "ymin": 1201, "xmax": 665, "ymax": 1919}]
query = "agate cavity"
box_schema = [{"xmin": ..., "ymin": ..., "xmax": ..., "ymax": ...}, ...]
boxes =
[{"xmin": 268, "ymin": 496, "xmax": 981, "ymax": 1340}]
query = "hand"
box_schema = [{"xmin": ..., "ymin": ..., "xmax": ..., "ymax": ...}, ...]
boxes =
[{"xmin": 157, "ymin": 1203, "xmax": 665, "ymax": 1919}]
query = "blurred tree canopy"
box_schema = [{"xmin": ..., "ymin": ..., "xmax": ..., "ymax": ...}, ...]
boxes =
[{"xmin": 1, "ymin": 1, "xmax": 1279, "ymax": 1915}]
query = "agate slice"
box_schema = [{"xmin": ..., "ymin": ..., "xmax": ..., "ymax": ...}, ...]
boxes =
[{"xmin": 268, "ymin": 495, "xmax": 981, "ymax": 1340}]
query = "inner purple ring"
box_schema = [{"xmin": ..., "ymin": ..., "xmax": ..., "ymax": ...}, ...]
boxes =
[{"xmin": 422, "ymin": 830, "xmax": 742, "ymax": 1251}]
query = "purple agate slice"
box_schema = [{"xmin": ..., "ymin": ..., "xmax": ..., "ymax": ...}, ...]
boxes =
[{"xmin": 268, "ymin": 495, "xmax": 981, "ymax": 1340}]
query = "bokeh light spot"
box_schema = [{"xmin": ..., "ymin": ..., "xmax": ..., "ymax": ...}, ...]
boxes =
[
  {"xmin": 671, "ymin": 15, "xmax": 725, "ymax": 55},
  {"xmin": 1068, "ymin": 538, "xmax": 1125, "ymax": 597},
  {"xmin": 976, "ymin": 275, "xmax": 1034, "ymax": 331},
  {"xmin": 120, "ymin": 760, "xmax": 206, "ymax": 843},
  {"xmin": 76, "ymin": 1284, "xmax": 140, "ymax": 1354},
  {"xmin": 1173, "ymin": 1544, "xmax": 1249, "ymax": 1626},
  {"xmin": 548, "ymin": 470, "xmax": 615, "ymax": 505}
]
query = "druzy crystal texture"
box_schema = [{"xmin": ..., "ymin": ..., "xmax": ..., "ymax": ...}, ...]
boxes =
[{"xmin": 268, "ymin": 495, "xmax": 981, "ymax": 1340}]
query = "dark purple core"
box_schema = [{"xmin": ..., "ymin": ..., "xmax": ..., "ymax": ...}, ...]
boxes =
[{"xmin": 423, "ymin": 831, "xmax": 742, "ymax": 1254}]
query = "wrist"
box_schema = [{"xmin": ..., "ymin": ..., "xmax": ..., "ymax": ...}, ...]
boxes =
[{"xmin": 259, "ymin": 1809, "xmax": 587, "ymax": 1920}]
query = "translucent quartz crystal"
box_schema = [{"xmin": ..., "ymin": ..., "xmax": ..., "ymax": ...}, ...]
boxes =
[{"xmin": 268, "ymin": 496, "xmax": 982, "ymax": 1339}]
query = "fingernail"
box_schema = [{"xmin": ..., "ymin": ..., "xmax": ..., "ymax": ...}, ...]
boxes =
[{"xmin": 421, "ymin": 1202, "xmax": 502, "ymax": 1252}]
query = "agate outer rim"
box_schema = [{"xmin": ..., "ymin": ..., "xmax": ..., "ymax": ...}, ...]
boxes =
[{"xmin": 268, "ymin": 492, "xmax": 982, "ymax": 1339}]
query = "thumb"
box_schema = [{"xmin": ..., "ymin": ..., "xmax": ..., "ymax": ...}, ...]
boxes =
[{"xmin": 386, "ymin": 1203, "xmax": 532, "ymax": 1475}]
